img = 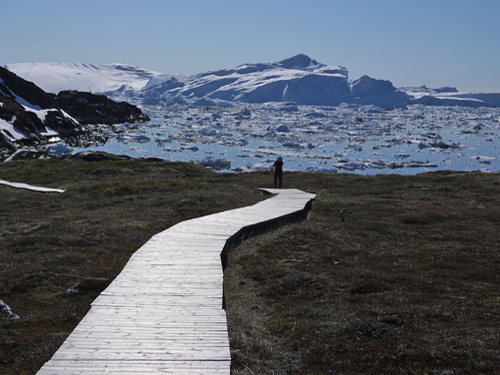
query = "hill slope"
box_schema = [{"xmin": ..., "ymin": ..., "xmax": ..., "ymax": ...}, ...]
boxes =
[
  {"xmin": 0, "ymin": 67, "xmax": 149, "ymax": 153},
  {"xmin": 0, "ymin": 66, "xmax": 82, "ymax": 151}
]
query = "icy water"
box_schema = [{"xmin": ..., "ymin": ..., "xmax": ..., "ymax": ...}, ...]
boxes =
[{"xmin": 62, "ymin": 104, "xmax": 500, "ymax": 174}]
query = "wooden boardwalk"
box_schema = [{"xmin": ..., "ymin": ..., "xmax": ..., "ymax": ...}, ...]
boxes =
[{"xmin": 37, "ymin": 188, "xmax": 316, "ymax": 374}]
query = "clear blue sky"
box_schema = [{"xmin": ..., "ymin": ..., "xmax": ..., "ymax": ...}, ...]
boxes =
[{"xmin": 1, "ymin": 0, "xmax": 499, "ymax": 92}]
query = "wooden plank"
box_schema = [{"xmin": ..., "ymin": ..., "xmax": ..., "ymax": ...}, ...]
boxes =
[
  {"xmin": 39, "ymin": 360, "xmax": 230, "ymax": 374},
  {"xmin": 37, "ymin": 188, "xmax": 315, "ymax": 374}
]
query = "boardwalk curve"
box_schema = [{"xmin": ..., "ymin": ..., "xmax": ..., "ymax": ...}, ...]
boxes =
[{"xmin": 37, "ymin": 188, "xmax": 316, "ymax": 374}]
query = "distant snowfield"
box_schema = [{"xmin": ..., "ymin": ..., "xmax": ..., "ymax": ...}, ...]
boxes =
[
  {"xmin": 63, "ymin": 103, "xmax": 500, "ymax": 175},
  {"xmin": 6, "ymin": 58, "xmax": 408, "ymax": 108},
  {"xmin": 4, "ymin": 62, "xmax": 187, "ymax": 94}
]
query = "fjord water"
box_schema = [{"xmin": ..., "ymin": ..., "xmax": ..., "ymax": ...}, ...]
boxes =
[{"xmin": 69, "ymin": 104, "xmax": 500, "ymax": 175}]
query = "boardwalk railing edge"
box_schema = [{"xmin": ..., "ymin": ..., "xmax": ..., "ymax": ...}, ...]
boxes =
[{"xmin": 220, "ymin": 189, "xmax": 315, "ymax": 309}]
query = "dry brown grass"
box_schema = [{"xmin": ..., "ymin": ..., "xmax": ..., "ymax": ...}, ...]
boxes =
[
  {"xmin": 225, "ymin": 172, "xmax": 500, "ymax": 374},
  {"xmin": 0, "ymin": 158, "xmax": 266, "ymax": 375}
]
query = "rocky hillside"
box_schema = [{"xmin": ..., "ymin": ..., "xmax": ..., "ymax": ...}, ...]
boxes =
[
  {"xmin": 54, "ymin": 90, "xmax": 150, "ymax": 125},
  {"xmin": 0, "ymin": 67, "xmax": 81, "ymax": 151},
  {"xmin": 0, "ymin": 67, "xmax": 149, "ymax": 152}
]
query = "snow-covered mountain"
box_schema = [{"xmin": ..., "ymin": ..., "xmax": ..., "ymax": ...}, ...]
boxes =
[
  {"xmin": 4, "ymin": 62, "xmax": 188, "ymax": 95},
  {"xmin": 133, "ymin": 54, "xmax": 410, "ymax": 108},
  {"xmin": 167, "ymin": 54, "xmax": 351, "ymax": 104},
  {"xmin": 5, "ymin": 56, "xmax": 409, "ymax": 108},
  {"xmin": 6, "ymin": 55, "xmax": 499, "ymax": 108},
  {"xmin": 398, "ymin": 85, "xmax": 459, "ymax": 99}
]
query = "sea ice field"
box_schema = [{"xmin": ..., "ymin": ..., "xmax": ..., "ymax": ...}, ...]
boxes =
[{"xmin": 51, "ymin": 103, "xmax": 499, "ymax": 175}]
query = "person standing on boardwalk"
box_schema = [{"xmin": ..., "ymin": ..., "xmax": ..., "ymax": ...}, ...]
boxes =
[{"xmin": 273, "ymin": 156, "xmax": 284, "ymax": 188}]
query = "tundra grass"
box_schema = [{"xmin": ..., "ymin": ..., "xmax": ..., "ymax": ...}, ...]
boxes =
[
  {"xmin": 0, "ymin": 158, "xmax": 265, "ymax": 375},
  {"xmin": 225, "ymin": 172, "xmax": 500, "ymax": 374}
]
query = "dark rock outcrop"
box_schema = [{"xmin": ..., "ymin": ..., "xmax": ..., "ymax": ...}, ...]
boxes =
[
  {"xmin": 0, "ymin": 132, "xmax": 16, "ymax": 152},
  {"xmin": 55, "ymin": 90, "xmax": 150, "ymax": 125},
  {"xmin": 60, "ymin": 150, "xmax": 165, "ymax": 163}
]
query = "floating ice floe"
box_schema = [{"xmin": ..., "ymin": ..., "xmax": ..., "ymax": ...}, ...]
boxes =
[
  {"xmin": 113, "ymin": 123, "xmax": 136, "ymax": 132},
  {"xmin": 358, "ymin": 105, "xmax": 384, "ymax": 113},
  {"xmin": 196, "ymin": 156, "xmax": 231, "ymax": 170},
  {"xmin": 155, "ymin": 138, "xmax": 172, "ymax": 147},
  {"xmin": 472, "ymin": 156, "xmax": 496, "ymax": 164},
  {"xmin": 263, "ymin": 102, "xmax": 299, "ymax": 112},
  {"xmin": 218, "ymin": 138, "xmax": 248, "ymax": 147},
  {"xmin": 429, "ymin": 140, "xmax": 463, "ymax": 149},
  {"xmin": 198, "ymin": 128, "xmax": 218, "ymax": 136},
  {"xmin": 275, "ymin": 125, "xmax": 290, "ymax": 132},
  {"xmin": 304, "ymin": 111, "xmax": 329, "ymax": 118},
  {"xmin": 335, "ymin": 158, "xmax": 438, "ymax": 171},
  {"xmin": 116, "ymin": 131, "xmax": 150, "ymax": 143},
  {"xmin": 46, "ymin": 142, "xmax": 73, "ymax": 157},
  {"xmin": 61, "ymin": 103, "xmax": 500, "ymax": 175},
  {"xmin": 282, "ymin": 141, "xmax": 301, "ymax": 149},
  {"xmin": 393, "ymin": 153, "xmax": 411, "ymax": 159},
  {"xmin": 305, "ymin": 166, "xmax": 338, "ymax": 173},
  {"xmin": 180, "ymin": 145, "xmax": 200, "ymax": 152}
]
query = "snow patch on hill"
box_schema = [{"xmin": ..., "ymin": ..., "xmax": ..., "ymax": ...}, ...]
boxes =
[
  {"xmin": 0, "ymin": 117, "xmax": 28, "ymax": 141},
  {"xmin": 4, "ymin": 62, "xmax": 186, "ymax": 94}
]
